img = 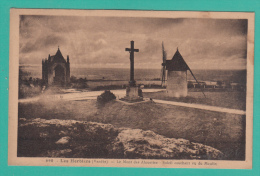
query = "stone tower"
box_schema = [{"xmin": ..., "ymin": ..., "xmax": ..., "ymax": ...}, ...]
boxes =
[
  {"xmin": 42, "ymin": 47, "xmax": 70, "ymax": 87},
  {"xmin": 165, "ymin": 48, "xmax": 189, "ymax": 97}
]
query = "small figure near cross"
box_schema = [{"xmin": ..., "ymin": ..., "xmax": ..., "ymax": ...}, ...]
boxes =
[{"xmin": 125, "ymin": 40, "xmax": 139, "ymax": 86}]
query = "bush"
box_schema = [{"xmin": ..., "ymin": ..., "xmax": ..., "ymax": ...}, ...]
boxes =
[
  {"xmin": 71, "ymin": 82, "xmax": 88, "ymax": 89},
  {"xmin": 97, "ymin": 90, "xmax": 116, "ymax": 106},
  {"xmin": 70, "ymin": 76, "xmax": 88, "ymax": 89},
  {"xmin": 19, "ymin": 84, "xmax": 42, "ymax": 99}
]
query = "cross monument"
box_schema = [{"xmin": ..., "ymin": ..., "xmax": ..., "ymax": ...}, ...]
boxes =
[{"xmin": 125, "ymin": 40, "xmax": 139, "ymax": 86}]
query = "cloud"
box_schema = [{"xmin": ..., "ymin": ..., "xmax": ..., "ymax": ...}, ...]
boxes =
[
  {"xmin": 20, "ymin": 34, "xmax": 66, "ymax": 54},
  {"xmin": 19, "ymin": 15, "xmax": 247, "ymax": 69}
]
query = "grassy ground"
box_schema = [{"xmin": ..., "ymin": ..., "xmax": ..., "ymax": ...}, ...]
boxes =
[
  {"xmin": 143, "ymin": 91, "xmax": 246, "ymax": 110},
  {"xmin": 19, "ymin": 97, "xmax": 245, "ymax": 160}
]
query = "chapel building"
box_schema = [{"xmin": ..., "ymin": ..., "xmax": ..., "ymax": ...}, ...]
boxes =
[{"xmin": 42, "ymin": 47, "xmax": 70, "ymax": 86}]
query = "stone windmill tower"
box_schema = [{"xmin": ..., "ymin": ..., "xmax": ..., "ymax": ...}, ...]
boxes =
[{"xmin": 162, "ymin": 48, "xmax": 205, "ymax": 98}]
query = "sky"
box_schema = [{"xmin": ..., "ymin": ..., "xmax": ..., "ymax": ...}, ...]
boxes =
[{"xmin": 19, "ymin": 15, "xmax": 248, "ymax": 70}]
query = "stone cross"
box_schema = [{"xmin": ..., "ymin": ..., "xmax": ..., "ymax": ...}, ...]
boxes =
[{"xmin": 125, "ymin": 41, "xmax": 139, "ymax": 86}]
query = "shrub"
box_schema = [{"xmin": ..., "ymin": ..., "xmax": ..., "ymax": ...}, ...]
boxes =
[
  {"xmin": 19, "ymin": 84, "xmax": 42, "ymax": 99},
  {"xmin": 70, "ymin": 76, "xmax": 88, "ymax": 89},
  {"xmin": 71, "ymin": 82, "xmax": 88, "ymax": 89},
  {"xmin": 97, "ymin": 90, "xmax": 116, "ymax": 106}
]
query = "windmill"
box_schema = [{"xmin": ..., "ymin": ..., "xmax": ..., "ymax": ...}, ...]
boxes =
[
  {"xmin": 161, "ymin": 42, "xmax": 167, "ymax": 87},
  {"xmin": 163, "ymin": 47, "xmax": 206, "ymax": 98}
]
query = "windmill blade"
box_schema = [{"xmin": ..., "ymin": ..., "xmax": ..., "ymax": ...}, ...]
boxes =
[
  {"xmin": 161, "ymin": 67, "xmax": 164, "ymax": 86},
  {"xmin": 162, "ymin": 42, "xmax": 165, "ymax": 57},
  {"xmin": 162, "ymin": 42, "xmax": 167, "ymax": 63},
  {"xmin": 161, "ymin": 42, "xmax": 167, "ymax": 86},
  {"xmin": 161, "ymin": 66, "xmax": 166, "ymax": 82},
  {"xmin": 188, "ymin": 67, "xmax": 206, "ymax": 98},
  {"xmin": 161, "ymin": 63, "xmax": 166, "ymax": 86}
]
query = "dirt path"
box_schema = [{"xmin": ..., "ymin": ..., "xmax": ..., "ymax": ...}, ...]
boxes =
[
  {"xmin": 19, "ymin": 88, "xmax": 246, "ymax": 115},
  {"xmin": 18, "ymin": 89, "xmax": 164, "ymax": 103},
  {"xmin": 153, "ymin": 99, "xmax": 246, "ymax": 115}
]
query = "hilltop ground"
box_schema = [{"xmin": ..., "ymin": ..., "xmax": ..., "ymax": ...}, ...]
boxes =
[
  {"xmin": 18, "ymin": 91, "xmax": 245, "ymax": 160},
  {"xmin": 143, "ymin": 90, "xmax": 246, "ymax": 110}
]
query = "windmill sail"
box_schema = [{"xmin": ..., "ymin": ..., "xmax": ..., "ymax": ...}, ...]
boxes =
[{"xmin": 161, "ymin": 42, "xmax": 167, "ymax": 87}]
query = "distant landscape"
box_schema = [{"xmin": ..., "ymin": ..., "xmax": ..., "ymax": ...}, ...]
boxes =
[
  {"xmin": 19, "ymin": 65, "xmax": 246, "ymax": 83},
  {"xmin": 20, "ymin": 65, "xmax": 246, "ymax": 88}
]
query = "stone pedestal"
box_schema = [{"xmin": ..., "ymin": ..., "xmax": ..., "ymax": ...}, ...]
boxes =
[{"xmin": 125, "ymin": 86, "xmax": 143, "ymax": 101}]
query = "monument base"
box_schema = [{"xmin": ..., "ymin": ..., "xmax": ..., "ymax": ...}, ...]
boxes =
[{"xmin": 122, "ymin": 86, "xmax": 143, "ymax": 102}]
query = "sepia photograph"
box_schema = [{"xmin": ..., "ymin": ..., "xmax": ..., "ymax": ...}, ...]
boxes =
[{"xmin": 8, "ymin": 9, "xmax": 254, "ymax": 169}]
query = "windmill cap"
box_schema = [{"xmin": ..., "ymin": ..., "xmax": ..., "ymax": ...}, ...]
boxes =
[{"xmin": 165, "ymin": 49, "xmax": 189, "ymax": 71}]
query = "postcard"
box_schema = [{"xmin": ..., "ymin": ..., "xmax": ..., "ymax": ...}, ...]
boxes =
[{"xmin": 8, "ymin": 9, "xmax": 254, "ymax": 169}]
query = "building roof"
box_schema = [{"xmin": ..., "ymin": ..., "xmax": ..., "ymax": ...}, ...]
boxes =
[
  {"xmin": 48, "ymin": 47, "xmax": 66, "ymax": 63},
  {"xmin": 165, "ymin": 48, "xmax": 189, "ymax": 71}
]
